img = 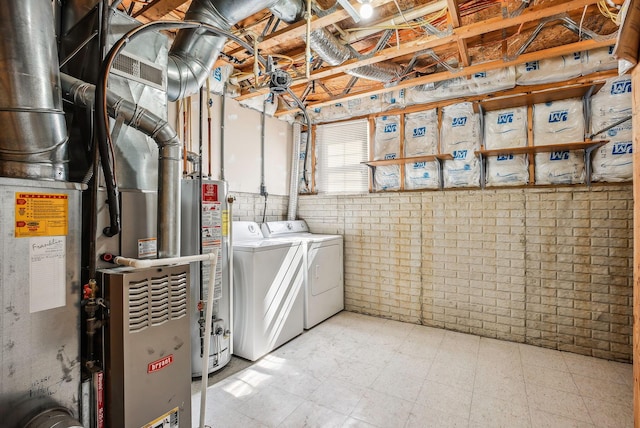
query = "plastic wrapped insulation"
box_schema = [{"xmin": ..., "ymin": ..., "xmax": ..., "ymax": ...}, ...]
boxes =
[
  {"xmin": 239, "ymin": 92, "xmax": 278, "ymax": 115},
  {"xmin": 404, "ymin": 110, "xmax": 439, "ymax": 189},
  {"xmin": 590, "ymin": 75, "xmax": 633, "ymax": 182},
  {"xmin": 582, "ymin": 46, "xmax": 617, "ymax": 74},
  {"xmin": 208, "ymin": 64, "xmax": 234, "ymax": 94},
  {"xmin": 533, "ymin": 98, "xmax": 586, "ymax": 184},
  {"xmin": 441, "ymin": 102, "xmax": 481, "ymax": 188},
  {"xmin": 516, "ymin": 53, "xmax": 583, "ymax": 85},
  {"xmin": 373, "ymin": 115, "xmax": 401, "ymax": 190},
  {"xmin": 484, "ymin": 107, "xmax": 529, "ymax": 186}
]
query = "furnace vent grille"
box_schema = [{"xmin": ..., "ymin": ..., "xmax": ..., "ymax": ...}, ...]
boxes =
[
  {"xmin": 128, "ymin": 279, "xmax": 149, "ymax": 333},
  {"xmin": 111, "ymin": 52, "xmax": 165, "ymax": 91},
  {"xmin": 127, "ymin": 271, "xmax": 188, "ymax": 332},
  {"xmin": 170, "ymin": 272, "xmax": 188, "ymax": 319}
]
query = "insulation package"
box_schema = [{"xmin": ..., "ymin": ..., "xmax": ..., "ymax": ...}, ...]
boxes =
[
  {"xmin": 516, "ymin": 53, "xmax": 583, "ymax": 85},
  {"xmin": 383, "ymin": 89, "xmax": 407, "ymax": 110},
  {"xmin": 467, "ymin": 67, "xmax": 517, "ymax": 95},
  {"xmin": 208, "ymin": 64, "xmax": 234, "ymax": 94},
  {"xmin": 590, "ymin": 75, "xmax": 633, "ymax": 182},
  {"xmin": 404, "ymin": 110, "xmax": 439, "ymax": 189},
  {"xmin": 441, "ymin": 103, "xmax": 481, "ymax": 188},
  {"xmin": 582, "ymin": 46, "xmax": 618, "ymax": 74},
  {"xmin": 347, "ymin": 94, "xmax": 382, "ymax": 117},
  {"xmin": 239, "ymin": 92, "xmax": 278, "ymax": 115},
  {"xmin": 533, "ymin": 98, "xmax": 586, "ymax": 184},
  {"xmin": 484, "ymin": 107, "xmax": 529, "ymax": 186},
  {"xmin": 374, "ymin": 115, "xmax": 401, "ymax": 190}
]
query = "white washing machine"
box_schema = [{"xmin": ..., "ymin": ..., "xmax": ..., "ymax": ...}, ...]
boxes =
[
  {"xmin": 232, "ymin": 221, "xmax": 304, "ymax": 361},
  {"xmin": 262, "ymin": 220, "xmax": 344, "ymax": 329}
]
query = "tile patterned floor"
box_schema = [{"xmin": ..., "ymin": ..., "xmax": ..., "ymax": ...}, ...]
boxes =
[{"xmin": 192, "ymin": 311, "xmax": 633, "ymax": 428}]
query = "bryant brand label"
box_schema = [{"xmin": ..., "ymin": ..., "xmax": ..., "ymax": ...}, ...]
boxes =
[
  {"xmin": 148, "ymin": 355, "xmax": 174, "ymax": 373},
  {"xmin": 474, "ymin": 72, "xmax": 486, "ymax": 78},
  {"xmin": 384, "ymin": 153, "xmax": 397, "ymax": 160},
  {"xmin": 525, "ymin": 61, "xmax": 539, "ymax": 71},
  {"xmin": 202, "ymin": 183, "xmax": 218, "ymax": 202},
  {"xmin": 548, "ymin": 110, "xmax": 568, "ymax": 123},
  {"xmin": 413, "ymin": 161, "xmax": 427, "ymax": 168},
  {"xmin": 497, "ymin": 154, "xmax": 514, "ymax": 161},
  {"xmin": 497, "ymin": 113, "xmax": 514, "ymax": 124},
  {"xmin": 610, "ymin": 80, "xmax": 632, "ymax": 95},
  {"xmin": 452, "ymin": 116, "xmax": 467, "ymax": 127}
]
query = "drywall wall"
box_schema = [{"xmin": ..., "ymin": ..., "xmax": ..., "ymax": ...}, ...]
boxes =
[
  {"xmin": 297, "ymin": 185, "xmax": 633, "ymax": 362},
  {"xmin": 168, "ymin": 90, "xmax": 293, "ymax": 196}
]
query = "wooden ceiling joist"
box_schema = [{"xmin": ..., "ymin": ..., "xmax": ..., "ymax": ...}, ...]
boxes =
[
  {"xmin": 278, "ymin": 37, "xmax": 616, "ymax": 110},
  {"xmin": 133, "ymin": 0, "xmax": 189, "ymax": 20},
  {"xmin": 285, "ymin": 0, "xmax": 606, "ymax": 89}
]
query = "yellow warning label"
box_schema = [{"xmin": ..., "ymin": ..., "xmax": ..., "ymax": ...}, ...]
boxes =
[
  {"xmin": 142, "ymin": 406, "xmax": 179, "ymax": 428},
  {"xmin": 15, "ymin": 193, "xmax": 68, "ymax": 237},
  {"xmin": 222, "ymin": 210, "xmax": 229, "ymax": 237}
]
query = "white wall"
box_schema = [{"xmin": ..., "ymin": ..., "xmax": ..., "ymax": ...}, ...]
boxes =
[{"xmin": 168, "ymin": 84, "xmax": 293, "ymax": 196}]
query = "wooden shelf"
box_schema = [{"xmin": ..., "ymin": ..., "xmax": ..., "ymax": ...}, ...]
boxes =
[
  {"xmin": 475, "ymin": 140, "xmax": 607, "ymax": 157},
  {"xmin": 363, "ymin": 153, "xmax": 453, "ymax": 167},
  {"xmin": 479, "ymin": 82, "xmax": 605, "ymax": 112}
]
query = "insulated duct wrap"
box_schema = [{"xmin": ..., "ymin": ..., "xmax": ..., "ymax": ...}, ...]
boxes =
[
  {"xmin": 0, "ymin": 0, "xmax": 68, "ymax": 180},
  {"xmin": 306, "ymin": 28, "xmax": 401, "ymax": 82}
]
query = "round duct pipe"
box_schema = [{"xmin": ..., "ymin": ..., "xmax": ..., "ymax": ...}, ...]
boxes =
[{"xmin": 0, "ymin": 0, "xmax": 68, "ymax": 181}]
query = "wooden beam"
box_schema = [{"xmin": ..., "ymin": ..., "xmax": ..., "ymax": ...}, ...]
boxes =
[
  {"xmin": 227, "ymin": 0, "xmax": 395, "ymax": 56},
  {"xmin": 134, "ymin": 0, "xmax": 189, "ymax": 20},
  {"xmin": 286, "ymin": 0, "xmax": 604, "ymax": 88},
  {"xmin": 632, "ymin": 62, "xmax": 640, "ymax": 428},
  {"xmin": 302, "ymin": 37, "xmax": 615, "ymax": 108},
  {"xmin": 457, "ymin": 38, "xmax": 471, "ymax": 67},
  {"xmin": 446, "ymin": 0, "xmax": 461, "ymax": 28}
]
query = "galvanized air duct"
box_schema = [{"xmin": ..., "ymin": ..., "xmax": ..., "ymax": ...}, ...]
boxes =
[
  {"xmin": 287, "ymin": 118, "xmax": 303, "ymax": 221},
  {"xmin": 168, "ymin": 0, "xmax": 295, "ymax": 101},
  {"xmin": 60, "ymin": 73, "xmax": 182, "ymax": 258},
  {"xmin": 272, "ymin": 2, "xmax": 402, "ymax": 82},
  {"xmin": 0, "ymin": 0, "xmax": 68, "ymax": 180}
]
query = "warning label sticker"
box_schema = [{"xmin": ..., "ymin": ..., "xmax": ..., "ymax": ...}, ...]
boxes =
[
  {"xmin": 15, "ymin": 193, "xmax": 68, "ymax": 237},
  {"xmin": 142, "ymin": 406, "xmax": 179, "ymax": 428}
]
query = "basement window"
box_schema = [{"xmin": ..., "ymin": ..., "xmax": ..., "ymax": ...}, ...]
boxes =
[{"xmin": 315, "ymin": 119, "xmax": 370, "ymax": 194}]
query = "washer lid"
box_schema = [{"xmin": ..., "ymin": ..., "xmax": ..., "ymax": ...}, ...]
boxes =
[{"xmin": 233, "ymin": 238, "xmax": 300, "ymax": 251}]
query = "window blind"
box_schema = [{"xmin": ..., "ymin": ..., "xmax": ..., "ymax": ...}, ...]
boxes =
[{"xmin": 315, "ymin": 119, "xmax": 369, "ymax": 194}]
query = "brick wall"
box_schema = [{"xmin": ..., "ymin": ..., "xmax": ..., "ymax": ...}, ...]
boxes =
[
  {"xmin": 297, "ymin": 185, "xmax": 633, "ymax": 362},
  {"xmin": 231, "ymin": 192, "xmax": 288, "ymax": 222}
]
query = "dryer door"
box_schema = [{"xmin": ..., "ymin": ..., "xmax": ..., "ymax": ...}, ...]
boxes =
[{"xmin": 308, "ymin": 241, "xmax": 343, "ymax": 296}]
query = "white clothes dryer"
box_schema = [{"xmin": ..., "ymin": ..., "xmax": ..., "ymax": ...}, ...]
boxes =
[
  {"xmin": 261, "ymin": 220, "xmax": 344, "ymax": 329},
  {"xmin": 232, "ymin": 221, "xmax": 304, "ymax": 361}
]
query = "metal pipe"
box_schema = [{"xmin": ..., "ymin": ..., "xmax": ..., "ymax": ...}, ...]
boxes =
[
  {"xmin": 61, "ymin": 73, "xmax": 182, "ymax": 258},
  {"xmin": 220, "ymin": 85, "xmax": 226, "ymax": 180},
  {"xmin": 113, "ymin": 252, "xmax": 217, "ymax": 269},
  {"xmin": 198, "ymin": 249, "xmax": 219, "ymax": 428},
  {"xmin": 0, "ymin": 0, "xmax": 68, "ymax": 180},
  {"xmin": 260, "ymin": 98, "xmax": 268, "ymax": 197},
  {"xmin": 288, "ymin": 119, "xmax": 302, "ymax": 221},
  {"xmin": 305, "ymin": 0, "xmax": 312, "ymax": 79}
]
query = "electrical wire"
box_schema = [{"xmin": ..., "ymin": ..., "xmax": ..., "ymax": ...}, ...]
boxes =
[{"xmin": 597, "ymin": 0, "xmax": 619, "ymax": 23}]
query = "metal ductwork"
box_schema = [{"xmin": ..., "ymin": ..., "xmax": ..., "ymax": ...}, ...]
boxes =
[
  {"xmin": 306, "ymin": 28, "xmax": 402, "ymax": 82},
  {"xmin": 168, "ymin": 0, "xmax": 284, "ymax": 101},
  {"xmin": 60, "ymin": 73, "xmax": 182, "ymax": 258},
  {"xmin": 0, "ymin": 0, "xmax": 68, "ymax": 181}
]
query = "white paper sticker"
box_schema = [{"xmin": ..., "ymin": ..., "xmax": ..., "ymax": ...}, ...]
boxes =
[{"xmin": 30, "ymin": 236, "xmax": 66, "ymax": 313}]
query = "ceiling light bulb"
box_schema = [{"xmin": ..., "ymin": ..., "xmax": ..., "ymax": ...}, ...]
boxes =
[{"xmin": 360, "ymin": 2, "xmax": 373, "ymax": 19}]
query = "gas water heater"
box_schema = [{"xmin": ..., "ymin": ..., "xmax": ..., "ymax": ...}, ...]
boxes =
[{"xmin": 181, "ymin": 179, "xmax": 232, "ymax": 376}]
